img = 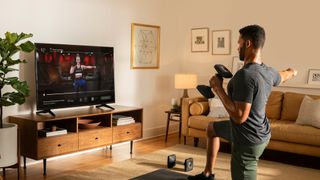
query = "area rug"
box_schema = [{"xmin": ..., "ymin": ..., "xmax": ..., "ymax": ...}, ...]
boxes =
[{"xmin": 52, "ymin": 145, "xmax": 320, "ymax": 180}]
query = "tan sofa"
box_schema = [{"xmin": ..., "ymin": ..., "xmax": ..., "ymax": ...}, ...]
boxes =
[{"xmin": 181, "ymin": 91, "xmax": 320, "ymax": 157}]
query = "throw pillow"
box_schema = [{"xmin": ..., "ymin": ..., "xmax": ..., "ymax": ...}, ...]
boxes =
[
  {"xmin": 207, "ymin": 98, "xmax": 229, "ymax": 118},
  {"xmin": 189, "ymin": 102, "xmax": 209, "ymax": 115},
  {"xmin": 296, "ymin": 96, "xmax": 320, "ymax": 128}
]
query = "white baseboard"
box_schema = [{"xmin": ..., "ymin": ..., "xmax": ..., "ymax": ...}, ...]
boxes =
[{"xmin": 143, "ymin": 123, "xmax": 179, "ymax": 138}]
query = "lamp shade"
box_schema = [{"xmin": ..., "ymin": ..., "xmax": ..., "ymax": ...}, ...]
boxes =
[{"xmin": 175, "ymin": 74, "xmax": 197, "ymax": 89}]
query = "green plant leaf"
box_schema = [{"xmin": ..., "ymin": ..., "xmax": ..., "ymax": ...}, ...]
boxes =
[
  {"xmin": 19, "ymin": 41, "xmax": 35, "ymax": 52},
  {"xmin": 0, "ymin": 31, "xmax": 33, "ymax": 108},
  {"xmin": 8, "ymin": 45, "xmax": 19, "ymax": 57},
  {"xmin": 5, "ymin": 32, "xmax": 18, "ymax": 44},
  {"xmin": 17, "ymin": 33, "xmax": 33, "ymax": 42},
  {"xmin": 0, "ymin": 67, "xmax": 17, "ymax": 74},
  {"xmin": 2, "ymin": 92, "xmax": 26, "ymax": 105},
  {"xmin": 9, "ymin": 80, "xmax": 30, "ymax": 96},
  {"xmin": 9, "ymin": 92, "xmax": 26, "ymax": 104},
  {"xmin": 6, "ymin": 58, "xmax": 26, "ymax": 66},
  {"xmin": 0, "ymin": 97, "xmax": 15, "ymax": 106},
  {"xmin": 5, "ymin": 67, "xmax": 18, "ymax": 72},
  {"xmin": 5, "ymin": 76, "xmax": 18, "ymax": 82}
]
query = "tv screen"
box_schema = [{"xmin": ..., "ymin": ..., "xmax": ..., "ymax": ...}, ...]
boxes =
[{"xmin": 35, "ymin": 43, "xmax": 115, "ymax": 111}]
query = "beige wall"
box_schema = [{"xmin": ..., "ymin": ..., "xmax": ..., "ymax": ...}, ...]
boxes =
[
  {"xmin": 176, "ymin": 0, "xmax": 320, "ymax": 96},
  {"xmin": 0, "ymin": 0, "xmax": 181, "ymax": 137},
  {"xmin": 0, "ymin": 0, "xmax": 319, "ymax": 139}
]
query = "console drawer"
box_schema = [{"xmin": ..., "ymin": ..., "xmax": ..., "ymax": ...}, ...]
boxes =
[
  {"xmin": 113, "ymin": 123, "xmax": 142, "ymax": 143},
  {"xmin": 37, "ymin": 134, "xmax": 78, "ymax": 159},
  {"xmin": 79, "ymin": 128, "xmax": 112, "ymax": 150}
]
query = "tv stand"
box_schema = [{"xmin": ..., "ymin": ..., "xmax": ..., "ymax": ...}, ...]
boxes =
[
  {"xmin": 36, "ymin": 109, "xmax": 55, "ymax": 117},
  {"xmin": 96, "ymin": 104, "xmax": 115, "ymax": 110},
  {"xmin": 9, "ymin": 105, "xmax": 143, "ymax": 176}
]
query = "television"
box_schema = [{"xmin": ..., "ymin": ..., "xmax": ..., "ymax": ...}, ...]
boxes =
[{"xmin": 35, "ymin": 43, "xmax": 115, "ymax": 115}]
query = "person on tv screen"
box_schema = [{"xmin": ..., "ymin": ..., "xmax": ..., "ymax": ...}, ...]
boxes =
[{"xmin": 70, "ymin": 54, "xmax": 96, "ymax": 93}]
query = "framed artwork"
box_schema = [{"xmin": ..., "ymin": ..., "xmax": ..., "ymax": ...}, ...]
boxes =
[
  {"xmin": 232, "ymin": 56, "xmax": 244, "ymax": 74},
  {"xmin": 307, "ymin": 69, "xmax": 320, "ymax": 85},
  {"xmin": 131, "ymin": 23, "xmax": 160, "ymax": 69},
  {"xmin": 212, "ymin": 30, "xmax": 231, "ymax": 55},
  {"xmin": 191, "ymin": 28, "xmax": 209, "ymax": 52}
]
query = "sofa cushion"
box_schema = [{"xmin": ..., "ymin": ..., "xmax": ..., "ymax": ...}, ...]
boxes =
[
  {"xmin": 190, "ymin": 102, "xmax": 209, "ymax": 115},
  {"xmin": 266, "ymin": 91, "xmax": 283, "ymax": 120},
  {"xmin": 296, "ymin": 96, "xmax": 320, "ymax": 128},
  {"xmin": 281, "ymin": 92, "xmax": 320, "ymax": 121},
  {"xmin": 207, "ymin": 98, "xmax": 229, "ymax": 118},
  {"xmin": 270, "ymin": 119, "xmax": 320, "ymax": 146},
  {"xmin": 188, "ymin": 115, "xmax": 228, "ymax": 130}
]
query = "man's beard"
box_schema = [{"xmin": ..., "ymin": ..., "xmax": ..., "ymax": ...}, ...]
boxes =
[{"xmin": 239, "ymin": 45, "xmax": 245, "ymax": 61}]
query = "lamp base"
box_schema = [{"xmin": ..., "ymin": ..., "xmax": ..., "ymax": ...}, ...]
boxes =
[
  {"xmin": 182, "ymin": 89, "xmax": 189, "ymax": 98},
  {"xmin": 179, "ymin": 89, "xmax": 189, "ymax": 110}
]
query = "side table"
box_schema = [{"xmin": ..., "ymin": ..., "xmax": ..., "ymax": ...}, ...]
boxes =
[{"xmin": 165, "ymin": 110, "xmax": 181, "ymax": 142}]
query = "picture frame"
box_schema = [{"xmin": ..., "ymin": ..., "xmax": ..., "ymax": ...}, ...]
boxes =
[
  {"xmin": 307, "ymin": 69, "xmax": 320, "ymax": 85},
  {"xmin": 191, "ymin": 28, "xmax": 209, "ymax": 52},
  {"xmin": 212, "ymin": 30, "xmax": 231, "ymax": 55},
  {"xmin": 232, "ymin": 56, "xmax": 244, "ymax": 74},
  {"xmin": 131, "ymin": 23, "xmax": 160, "ymax": 69}
]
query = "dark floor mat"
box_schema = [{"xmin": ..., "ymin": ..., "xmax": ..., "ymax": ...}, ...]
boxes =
[{"xmin": 130, "ymin": 168, "xmax": 188, "ymax": 180}]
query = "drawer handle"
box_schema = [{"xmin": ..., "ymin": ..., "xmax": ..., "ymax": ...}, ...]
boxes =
[
  {"xmin": 126, "ymin": 131, "xmax": 130, "ymax": 134},
  {"xmin": 57, "ymin": 144, "xmax": 62, "ymax": 147},
  {"xmin": 95, "ymin": 137, "xmax": 99, "ymax": 140}
]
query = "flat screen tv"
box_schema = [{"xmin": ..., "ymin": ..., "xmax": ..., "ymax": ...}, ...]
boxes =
[{"xmin": 35, "ymin": 43, "xmax": 115, "ymax": 115}]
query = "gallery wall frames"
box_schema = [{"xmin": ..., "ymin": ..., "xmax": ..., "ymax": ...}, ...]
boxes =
[
  {"xmin": 191, "ymin": 28, "xmax": 209, "ymax": 52},
  {"xmin": 307, "ymin": 69, "xmax": 320, "ymax": 85},
  {"xmin": 212, "ymin": 30, "xmax": 231, "ymax": 55},
  {"xmin": 190, "ymin": 28, "xmax": 231, "ymax": 55}
]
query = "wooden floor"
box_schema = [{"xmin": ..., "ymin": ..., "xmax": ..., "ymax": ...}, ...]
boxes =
[
  {"xmin": 2, "ymin": 133, "xmax": 189, "ymax": 180},
  {"xmin": 2, "ymin": 134, "xmax": 319, "ymax": 180}
]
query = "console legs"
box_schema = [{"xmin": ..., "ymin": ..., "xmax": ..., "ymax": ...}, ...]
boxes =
[
  {"xmin": 23, "ymin": 156, "xmax": 26, "ymax": 169},
  {"xmin": 43, "ymin": 159, "xmax": 47, "ymax": 176},
  {"xmin": 130, "ymin": 141, "xmax": 133, "ymax": 154}
]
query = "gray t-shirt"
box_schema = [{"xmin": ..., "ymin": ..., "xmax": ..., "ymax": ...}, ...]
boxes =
[{"xmin": 227, "ymin": 63, "xmax": 281, "ymax": 145}]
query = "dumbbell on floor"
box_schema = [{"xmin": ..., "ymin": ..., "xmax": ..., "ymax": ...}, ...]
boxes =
[{"xmin": 167, "ymin": 154, "xmax": 193, "ymax": 172}]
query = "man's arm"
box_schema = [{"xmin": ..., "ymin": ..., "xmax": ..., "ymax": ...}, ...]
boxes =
[
  {"xmin": 214, "ymin": 87, "xmax": 251, "ymax": 124},
  {"xmin": 279, "ymin": 68, "xmax": 298, "ymax": 83},
  {"xmin": 210, "ymin": 76, "xmax": 251, "ymax": 125}
]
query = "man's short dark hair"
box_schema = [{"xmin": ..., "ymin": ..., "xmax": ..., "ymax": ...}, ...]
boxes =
[{"xmin": 239, "ymin": 25, "xmax": 265, "ymax": 49}]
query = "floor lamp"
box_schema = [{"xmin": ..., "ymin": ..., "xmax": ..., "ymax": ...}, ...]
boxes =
[{"xmin": 174, "ymin": 74, "xmax": 197, "ymax": 109}]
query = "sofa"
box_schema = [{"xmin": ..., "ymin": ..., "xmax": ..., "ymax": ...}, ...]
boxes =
[{"xmin": 181, "ymin": 91, "xmax": 320, "ymax": 157}]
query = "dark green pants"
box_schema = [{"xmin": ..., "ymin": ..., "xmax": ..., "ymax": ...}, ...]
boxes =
[{"xmin": 231, "ymin": 141, "xmax": 268, "ymax": 180}]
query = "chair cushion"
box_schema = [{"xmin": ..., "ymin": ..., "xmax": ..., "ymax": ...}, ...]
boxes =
[
  {"xmin": 189, "ymin": 102, "xmax": 209, "ymax": 115},
  {"xmin": 296, "ymin": 96, "xmax": 320, "ymax": 128},
  {"xmin": 266, "ymin": 91, "xmax": 283, "ymax": 120},
  {"xmin": 270, "ymin": 119, "xmax": 320, "ymax": 146},
  {"xmin": 281, "ymin": 92, "xmax": 320, "ymax": 121}
]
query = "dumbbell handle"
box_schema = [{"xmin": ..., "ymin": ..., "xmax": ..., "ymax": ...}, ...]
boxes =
[{"xmin": 214, "ymin": 64, "xmax": 233, "ymax": 78}]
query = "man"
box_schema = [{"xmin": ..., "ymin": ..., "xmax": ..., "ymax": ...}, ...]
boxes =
[{"xmin": 188, "ymin": 25, "xmax": 297, "ymax": 180}]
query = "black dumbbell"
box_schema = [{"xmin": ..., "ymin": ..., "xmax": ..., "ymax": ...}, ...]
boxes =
[
  {"xmin": 167, "ymin": 154, "xmax": 193, "ymax": 172},
  {"xmin": 196, "ymin": 64, "xmax": 233, "ymax": 99},
  {"xmin": 214, "ymin": 64, "xmax": 233, "ymax": 79}
]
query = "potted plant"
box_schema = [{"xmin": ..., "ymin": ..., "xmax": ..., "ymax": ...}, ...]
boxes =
[{"xmin": 0, "ymin": 32, "xmax": 35, "ymax": 167}]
